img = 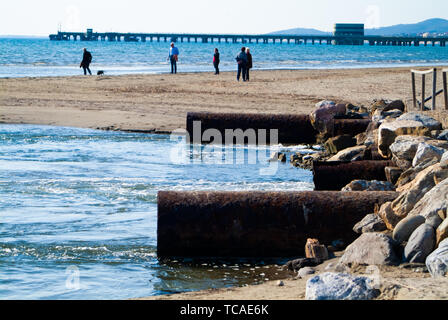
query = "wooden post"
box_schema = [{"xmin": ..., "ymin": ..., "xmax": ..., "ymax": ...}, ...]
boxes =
[
  {"xmin": 412, "ymin": 72, "xmax": 417, "ymax": 109},
  {"xmin": 433, "ymin": 68, "xmax": 437, "ymax": 110},
  {"xmin": 444, "ymin": 70, "xmax": 448, "ymax": 110},
  {"xmin": 422, "ymin": 74, "xmax": 425, "ymax": 110}
]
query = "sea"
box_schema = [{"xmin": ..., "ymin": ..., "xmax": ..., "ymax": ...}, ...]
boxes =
[
  {"xmin": 0, "ymin": 124, "xmax": 314, "ymax": 299},
  {"xmin": 1, "ymin": 37, "xmax": 447, "ymax": 299},
  {"xmin": 1, "ymin": 37, "xmax": 448, "ymax": 77}
]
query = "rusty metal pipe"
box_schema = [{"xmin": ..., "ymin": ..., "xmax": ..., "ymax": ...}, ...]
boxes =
[
  {"xmin": 186, "ymin": 112, "xmax": 318, "ymax": 145},
  {"xmin": 157, "ymin": 191, "xmax": 398, "ymax": 258},
  {"xmin": 186, "ymin": 112, "xmax": 372, "ymax": 145},
  {"xmin": 313, "ymin": 160, "xmax": 394, "ymax": 191}
]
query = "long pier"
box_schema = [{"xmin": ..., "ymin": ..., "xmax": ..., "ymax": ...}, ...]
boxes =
[{"xmin": 49, "ymin": 30, "xmax": 448, "ymax": 46}]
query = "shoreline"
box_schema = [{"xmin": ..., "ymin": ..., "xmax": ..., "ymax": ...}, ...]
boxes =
[
  {"xmin": 2, "ymin": 63, "xmax": 448, "ymax": 80},
  {"xmin": 0, "ymin": 67, "xmax": 423, "ymax": 132}
]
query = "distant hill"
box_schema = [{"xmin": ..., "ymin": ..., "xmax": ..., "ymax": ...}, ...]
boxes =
[
  {"xmin": 270, "ymin": 18, "xmax": 448, "ymax": 36},
  {"xmin": 365, "ymin": 18, "xmax": 448, "ymax": 36},
  {"xmin": 269, "ymin": 28, "xmax": 331, "ymax": 36}
]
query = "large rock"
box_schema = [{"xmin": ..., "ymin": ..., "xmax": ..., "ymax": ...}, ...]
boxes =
[
  {"xmin": 408, "ymin": 177, "xmax": 448, "ymax": 220},
  {"xmin": 305, "ymin": 272, "xmax": 379, "ymax": 300},
  {"xmin": 438, "ymin": 130, "xmax": 448, "ymax": 141},
  {"xmin": 393, "ymin": 215, "xmax": 426, "ymax": 243},
  {"xmin": 342, "ymin": 180, "xmax": 395, "ymax": 192},
  {"xmin": 378, "ymin": 201, "xmax": 402, "ymax": 230},
  {"xmin": 285, "ymin": 257, "xmax": 323, "ymax": 272},
  {"xmin": 310, "ymin": 101, "xmax": 346, "ymax": 136},
  {"xmin": 392, "ymin": 163, "xmax": 447, "ymax": 221},
  {"xmin": 327, "ymin": 145, "xmax": 366, "ymax": 162},
  {"xmin": 340, "ymin": 232, "xmax": 400, "ymax": 266},
  {"xmin": 404, "ymin": 224, "xmax": 436, "ymax": 263},
  {"xmin": 389, "ymin": 135, "xmax": 430, "ymax": 162},
  {"xmin": 412, "ymin": 142, "xmax": 446, "ymax": 167},
  {"xmin": 325, "ymin": 135, "xmax": 356, "ymax": 154},
  {"xmin": 384, "ymin": 100, "xmax": 405, "ymax": 112},
  {"xmin": 378, "ymin": 120, "xmax": 431, "ymax": 158},
  {"xmin": 397, "ymin": 112, "xmax": 442, "ymax": 131},
  {"xmin": 436, "ymin": 218, "xmax": 448, "ymax": 247},
  {"xmin": 426, "ymin": 238, "xmax": 448, "ymax": 277},
  {"xmin": 305, "ymin": 238, "xmax": 329, "ymax": 261},
  {"xmin": 353, "ymin": 214, "xmax": 387, "ymax": 234}
]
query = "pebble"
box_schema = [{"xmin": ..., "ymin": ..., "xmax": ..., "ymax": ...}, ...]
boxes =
[{"xmin": 277, "ymin": 280, "xmax": 284, "ymax": 287}]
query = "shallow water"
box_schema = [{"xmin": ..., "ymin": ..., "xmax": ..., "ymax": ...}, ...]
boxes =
[
  {"xmin": 0, "ymin": 124, "xmax": 313, "ymax": 299},
  {"xmin": 1, "ymin": 38, "xmax": 448, "ymax": 77}
]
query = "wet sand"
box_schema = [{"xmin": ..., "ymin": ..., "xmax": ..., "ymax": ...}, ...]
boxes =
[{"xmin": 0, "ymin": 68, "xmax": 415, "ymax": 132}]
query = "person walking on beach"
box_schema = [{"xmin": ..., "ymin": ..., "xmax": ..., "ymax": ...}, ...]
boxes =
[
  {"xmin": 80, "ymin": 48, "xmax": 92, "ymax": 75},
  {"xmin": 213, "ymin": 48, "xmax": 220, "ymax": 75},
  {"xmin": 168, "ymin": 42, "xmax": 179, "ymax": 74},
  {"xmin": 245, "ymin": 47, "xmax": 252, "ymax": 81},
  {"xmin": 235, "ymin": 47, "xmax": 248, "ymax": 81}
]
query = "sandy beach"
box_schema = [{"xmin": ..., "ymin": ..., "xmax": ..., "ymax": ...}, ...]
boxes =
[
  {"xmin": 0, "ymin": 67, "xmax": 415, "ymax": 132},
  {"xmin": 137, "ymin": 252, "xmax": 448, "ymax": 300}
]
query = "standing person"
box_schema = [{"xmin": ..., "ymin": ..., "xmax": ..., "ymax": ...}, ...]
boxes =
[
  {"xmin": 168, "ymin": 42, "xmax": 179, "ymax": 74},
  {"xmin": 213, "ymin": 48, "xmax": 220, "ymax": 75},
  {"xmin": 80, "ymin": 48, "xmax": 92, "ymax": 75},
  {"xmin": 235, "ymin": 47, "xmax": 247, "ymax": 81},
  {"xmin": 245, "ymin": 47, "xmax": 252, "ymax": 81}
]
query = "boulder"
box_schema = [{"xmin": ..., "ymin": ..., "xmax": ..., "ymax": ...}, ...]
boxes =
[
  {"xmin": 389, "ymin": 135, "xmax": 430, "ymax": 162},
  {"xmin": 384, "ymin": 100, "xmax": 405, "ymax": 112},
  {"xmin": 408, "ymin": 177, "xmax": 448, "ymax": 220},
  {"xmin": 305, "ymin": 238, "xmax": 329, "ymax": 261},
  {"xmin": 438, "ymin": 130, "xmax": 448, "ymax": 141},
  {"xmin": 310, "ymin": 101, "xmax": 346, "ymax": 136},
  {"xmin": 392, "ymin": 163, "xmax": 446, "ymax": 219},
  {"xmin": 285, "ymin": 257, "xmax": 323, "ymax": 272},
  {"xmin": 382, "ymin": 109, "xmax": 403, "ymax": 120},
  {"xmin": 325, "ymin": 135, "xmax": 357, "ymax": 154},
  {"xmin": 342, "ymin": 180, "xmax": 395, "ymax": 192},
  {"xmin": 426, "ymin": 215, "xmax": 443, "ymax": 229},
  {"xmin": 396, "ymin": 112, "xmax": 442, "ymax": 131},
  {"xmin": 412, "ymin": 143, "xmax": 446, "ymax": 167},
  {"xmin": 378, "ymin": 201, "xmax": 403, "ymax": 230},
  {"xmin": 404, "ymin": 224, "xmax": 436, "ymax": 263},
  {"xmin": 426, "ymin": 238, "xmax": 448, "ymax": 277},
  {"xmin": 436, "ymin": 218, "xmax": 448, "ymax": 247},
  {"xmin": 305, "ymin": 272, "xmax": 379, "ymax": 300},
  {"xmin": 442, "ymin": 152, "xmax": 448, "ymax": 164},
  {"xmin": 353, "ymin": 214, "xmax": 387, "ymax": 234},
  {"xmin": 297, "ymin": 267, "xmax": 316, "ymax": 278},
  {"xmin": 392, "ymin": 215, "xmax": 426, "ymax": 243},
  {"xmin": 327, "ymin": 145, "xmax": 366, "ymax": 162},
  {"xmin": 378, "ymin": 120, "xmax": 431, "ymax": 158},
  {"xmin": 396, "ymin": 158, "xmax": 440, "ymax": 188},
  {"xmin": 385, "ymin": 167, "xmax": 403, "ymax": 185},
  {"xmin": 340, "ymin": 232, "xmax": 400, "ymax": 266}
]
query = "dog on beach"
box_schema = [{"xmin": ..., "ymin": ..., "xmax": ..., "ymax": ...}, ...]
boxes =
[{"xmin": 97, "ymin": 70, "xmax": 104, "ymax": 76}]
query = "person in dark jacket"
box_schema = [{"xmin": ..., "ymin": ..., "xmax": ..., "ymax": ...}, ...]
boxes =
[
  {"xmin": 235, "ymin": 47, "xmax": 248, "ymax": 81},
  {"xmin": 245, "ymin": 47, "xmax": 252, "ymax": 81},
  {"xmin": 213, "ymin": 48, "xmax": 220, "ymax": 75},
  {"xmin": 80, "ymin": 48, "xmax": 92, "ymax": 75}
]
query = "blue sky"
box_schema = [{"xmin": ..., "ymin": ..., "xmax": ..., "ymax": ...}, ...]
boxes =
[{"xmin": 1, "ymin": 0, "xmax": 448, "ymax": 35}]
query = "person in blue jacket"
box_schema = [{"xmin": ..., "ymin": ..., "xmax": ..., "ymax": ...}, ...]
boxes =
[{"xmin": 168, "ymin": 42, "xmax": 179, "ymax": 74}]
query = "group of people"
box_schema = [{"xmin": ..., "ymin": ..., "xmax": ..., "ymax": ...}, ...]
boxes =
[
  {"xmin": 235, "ymin": 46, "xmax": 253, "ymax": 81},
  {"xmin": 80, "ymin": 43, "xmax": 253, "ymax": 80}
]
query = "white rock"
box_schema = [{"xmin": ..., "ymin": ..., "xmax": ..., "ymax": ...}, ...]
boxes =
[
  {"xmin": 305, "ymin": 272, "xmax": 379, "ymax": 300},
  {"xmin": 426, "ymin": 238, "xmax": 448, "ymax": 278},
  {"xmin": 412, "ymin": 142, "xmax": 446, "ymax": 167},
  {"xmin": 396, "ymin": 112, "xmax": 442, "ymax": 131}
]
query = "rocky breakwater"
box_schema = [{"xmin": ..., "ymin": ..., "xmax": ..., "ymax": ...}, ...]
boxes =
[{"xmin": 285, "ymin": 99, "xmax": 448, "ymax": 299}]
